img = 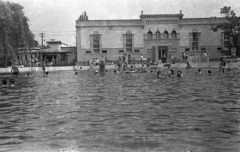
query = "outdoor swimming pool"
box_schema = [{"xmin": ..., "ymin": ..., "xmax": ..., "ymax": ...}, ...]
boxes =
[{"xmin": 0, "ymin": 69, "xmax": 240, "ymax": 152}]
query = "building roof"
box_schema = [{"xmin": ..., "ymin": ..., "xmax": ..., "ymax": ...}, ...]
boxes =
[
  {"xmin": 18, "ymin": 47, "xmax": 71, "ymax": 53},
  {"xmin": 140, "ymin": 14, "xmax": 183, "ymax": 19},
  {"xmin": 37, "ymin": 47, "xmax": 71, "ymax": 53},
  {"xmin": 179, "ymin": 17, "xmax": 226, "ymax": 25},
  {"xmin": 46, "ymin": 41, "xmax": 62, "ymax": 44}
]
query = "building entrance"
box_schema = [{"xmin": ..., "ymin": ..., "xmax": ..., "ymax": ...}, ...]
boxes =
[{"xmin": 158, "ymin": 46, "xmax": 168, "ymax": 63}]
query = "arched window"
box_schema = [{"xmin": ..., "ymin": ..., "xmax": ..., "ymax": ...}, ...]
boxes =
[
  {"xmin": 164, "ymin": 30, "xmax": 169, "ymax": 39},
  {"xmin": 93, "ymin": 31, "xmax": 100, "ymax": 53},
  {"xmin": 156, "ymin": 30, "xmax": 161, "ymax": 39},
  {"xmin": 172, "ymin": 30, "xmax": 177, "ymax": 39},
  {"xmin": 192, "ymin": 29, "xmax": 198, "ymax": 50},
  {"xmin": 148, "ymin": 30, "xmax": 153, "ymax": 39},
  {"xmin": 126, "ymin": 31, "xmax": 132, "ymax": 52}
]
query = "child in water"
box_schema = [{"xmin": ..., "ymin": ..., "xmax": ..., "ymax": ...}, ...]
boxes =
[
  {"xmin": 2, "ymin": 79, "xmax": 8, "ymax": 87},
  {"xmin": 42, "ymin": 61, "xmax": 49, "ymax": 77},
  {"xmin": 11, "ymin": 64, "xmax": 19, "ymax": 77},
  {"xmin": 177, "ymin": 70, "xmax": 183, "ymax": 77},
  {"xmin": 25, "ymin": 73, "xmax": 31, "ymax": 77},
  {"xmin": 46, "ymin": 71, "xmax": 49, "ymax": 76},
  {"xmin": 9, "ymin": 79, "xmax": 15, "ymax": 87},
  {"xmin": 196, "ymin": 68, "xmax": 201, "ymax": 74},
  {"xmin": 74, "ymin": 63, "xmax": 79, "ymax": 75},
  {"xmin": 207, "ymin": 70, "xmax": 212, "ymax": 75},
  {"xmin": 130, "ymin": 66, "xmax": 134, "ymax": 71},
  {"xmin": 168, "ymin": 69, "xmax": 174, "ymax": 77},
  {"xmin": 157, "ymin": 71, "xmax": 161, "ymax": 78}
]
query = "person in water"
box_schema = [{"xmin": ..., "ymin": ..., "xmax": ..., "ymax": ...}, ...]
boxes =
[
  {"xmin": 11, "ymin": 64, "xmax": 19, "ymax": 77},
  {"xmin": 168, "ymin": 69, "xmax": 175, "ymax": 77},
  {"xmin": 130, "ymin": 66, "xmax": 134, "ymax": 71},
  {"xmin": 186, "ymin": 61, "xmax": 191, "ymax": 69},
  {"xmin": 25, "ymin": 73, "xmax": 31, "ymax": 77},
  {"xmin": 157, "ymin": 71, "xmax": 161, "ymax": 78},
  {"xmin": 9, "ymin": 79, "xmax": 15, "ymax": 87},
  {"xmin": 74, "ymin": 63, "xmax": 79, "ymax": 75},
  {"xmin": 196, "ymin": 68, "xmax": 201, "ymax": 74},
  {"xmin": 95, "ymin": 70, "xmax": 98, "ymax": 74},
  {"xmin": 207, "ymin": 70, "xmax": 212, "ymax": 75},
  {"xmin": 42, "ymin": 61, "xmax": 47, "ymax": 77},
  {"xmin": 177, "ymin": 70, "xmax": 183, "ymax": 77},
  {"xmin": 45, "ymin": 71, "xmax": 49, "ymax": 77},
  {"xmin": 114, "ymin": 69, "xmax": 120, "ymax": 74},
  {"xmin": 2, "ymin": 79, "xmax": 8, "ymax": 87}
]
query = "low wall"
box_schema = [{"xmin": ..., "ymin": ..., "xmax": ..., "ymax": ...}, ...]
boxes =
[
  {"xmin": 1, "ymin": 61, "xmax": 239, "ymax": 74},
  {"xmin": 0, "ymin": 66, "xmax": 75, "ymax": 74}
]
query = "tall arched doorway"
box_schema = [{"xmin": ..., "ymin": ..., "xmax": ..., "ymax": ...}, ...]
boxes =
[{"xmin": 158, "ymin": 46, "xmax": 168, "ymax": 63}]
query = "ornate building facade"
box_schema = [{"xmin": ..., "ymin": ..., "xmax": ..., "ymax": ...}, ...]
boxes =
[{"xmin": 76, "ymin": 11, "xmax": 227, "ymax": 64}]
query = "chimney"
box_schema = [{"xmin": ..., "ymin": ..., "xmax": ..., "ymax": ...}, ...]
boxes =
[
  {"xmin": 141, "ymin": 11, "xmax": 143, "ymax": 15},
  {"xmin": 180, "ymin": 10, "xmax": 182, "ymax": 14}
]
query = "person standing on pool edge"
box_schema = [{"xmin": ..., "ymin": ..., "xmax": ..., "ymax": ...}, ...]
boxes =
[{"xmin": 11, "ymin": 64, "xmax": 19, "ymax": 77}]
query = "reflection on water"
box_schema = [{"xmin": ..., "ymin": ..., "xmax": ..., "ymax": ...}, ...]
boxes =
[{"xmin": 0, "ymin": 69, "xmax": 240, "ymax": 152}]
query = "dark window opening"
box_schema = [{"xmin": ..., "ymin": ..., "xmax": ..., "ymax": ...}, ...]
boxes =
[
  {"xmin": 93, "ymin": 31, "xmax": 100, "ymax": 53},
  {"xmin": 164, "ymin": 30, "xmax": 169, "ymax": 39},
  {"xmin": 156, "ymin": 30, "xmax": 161, "ymax": 39},
  {"xmin": 172, "ymin": 30, "xmax": 177, "ymax": 39},
  {"xmin": 126, "ymin": 31, "xmax": 132, "ymax": 52},
  {"xmin": 102, "ymin": 50, "xmax": 107, "ymax": 53},
  {"xmin": 192, "ymin": 32, "xmax": 199, "ymax": 50},
  {"xmin": 148, "ymin": 30, "xmax": 153, "ymax": 39}
]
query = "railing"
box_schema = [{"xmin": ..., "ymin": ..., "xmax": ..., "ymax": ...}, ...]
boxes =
[{"xmin": 144, "ymin": 33, "xmax": 180, "ymax": 40}]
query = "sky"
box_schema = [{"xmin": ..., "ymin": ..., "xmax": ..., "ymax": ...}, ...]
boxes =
[{"xmin": 8, "ymin": 0, "xmax": 240, "ymax": 46}]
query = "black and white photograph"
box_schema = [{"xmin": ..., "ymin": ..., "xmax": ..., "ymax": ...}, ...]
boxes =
[{"xmin": 0, "ymin": 0, "xmax": 240, "ymax": 151}]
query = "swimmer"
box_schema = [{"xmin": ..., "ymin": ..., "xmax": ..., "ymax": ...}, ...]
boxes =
[
  {"xmin": 42, "ymin": 61, "xmax": 46, "ymax": 77},
  {"xmin": 157, "ymin": 71, "xmax": 161, "ymax": 78},
  {"xmin": 196, "ymin": 68, "xmax": 201, "ymax": 74},
  {"xmin": 207, "ymin": 70, "xmax": 212, "ymax": 75},
  {"xmin": 168, "ymin": 69, "xmax": 174, "ymax": 77},
  {"xmin": 95, "ymin": 70, "xmax": 98, "ymax": 74},
  {"xmin": 2, "ymin": 79, "xmax": 8, "ymax": 87},
  {"xmin": 11, "ymin": 64, "xmax": 19, "ymax": 77},
  {"xmin": 25, "ymin": 73, "xmax": 30, "ymax": 77},
  {"xmin": 9, "ymin": 79, "xmax": 15, "ymax": 87},
  {"xmin": 177, "ymin": 70, "xmax": 183, "ymax": 77},
  {"xmin": 130, "ymin": 66, "xmax": 134, "ymax": 71},
  {"xmin": 45, "ymin": 71, "xmax": 49, "ymax": 77}
]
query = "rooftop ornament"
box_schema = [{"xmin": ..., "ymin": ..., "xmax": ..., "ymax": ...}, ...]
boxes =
[{"xmin": 78, "ymin": 11, "xmax": 88, "ymax": 21}]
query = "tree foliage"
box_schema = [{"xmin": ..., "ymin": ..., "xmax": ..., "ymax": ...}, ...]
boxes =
[
  {"xmin": 0, "ymin": 0, "xmax": 35, "ymax": 67},
  {"xmin": 212, "ymin": 6, "xmax": 240, "ymax": 56}
]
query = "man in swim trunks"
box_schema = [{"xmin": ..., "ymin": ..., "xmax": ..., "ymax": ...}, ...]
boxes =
[{"xmin": 11, "ymin": 64, "xmax": 19, "ymax": 77}]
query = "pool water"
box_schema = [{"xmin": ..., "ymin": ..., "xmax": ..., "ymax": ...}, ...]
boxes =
[{"xmin": 1, "ymin": 69, "xmax": 240, "ymax": 152}]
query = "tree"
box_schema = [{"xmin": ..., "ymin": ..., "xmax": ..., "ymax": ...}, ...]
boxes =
[
  {"xmin": 0, "ymin": 1, "xmax": 35, "ymax": 67},
  {"xmin": 212, "ymin": 6, "xmax": 240, "ymax": 56}
]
